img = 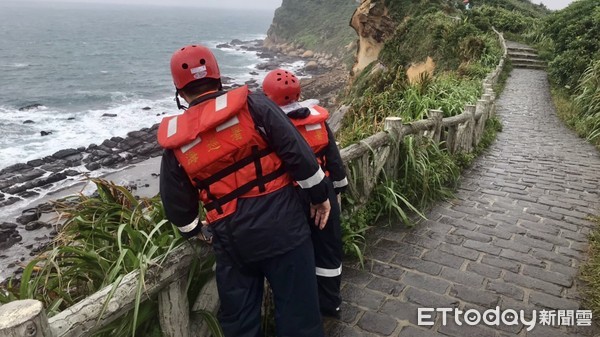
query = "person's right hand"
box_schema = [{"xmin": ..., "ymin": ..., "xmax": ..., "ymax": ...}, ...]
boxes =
[{"xmin": 310, "ymin": 199, "xmax": 331, "ymax": 230}]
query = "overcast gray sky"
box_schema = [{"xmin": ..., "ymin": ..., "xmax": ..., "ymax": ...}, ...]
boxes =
[
  {"xmin": 532, "ymin": 0, "xmax": 575, "ymax": 10},
  {"xmin": 25, "ymin": 0, "xmax": 575, "ymax": 11},
  {"xmin": 28, "ymin": 0, "xmax": 283, "ymax": 10}
]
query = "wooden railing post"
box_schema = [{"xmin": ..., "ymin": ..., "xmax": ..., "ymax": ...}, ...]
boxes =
[
  {"xmin": 158, "ymin": 275, "xmax": 190, "ymax": 337},
  {"xmin": 191, "ymin": 278, "xmax": 220, "ymax": 337},
  {"xmin": 482, "ymin": 93, "xmax": 493, "ymax": 118},
  {"xmin": 384, "ymin": 117, "xmax": 403, "ymax": 138},
  {"xmin": 445, "ymin": 124, "xmax": 458, "ymax": 154},
  {"xmin": 384, "ymin": 117, "xmax": 403, "ymax": 181},
  {"xmin": 473, "ymin": 100, "xmax": 488, "ymax": 147},
  {"xmin": 461, "ymin": 105, "xmax": 476, "ymax": 153},
  {"xmin": 427, "ymin": 110, "xmax": 443, "ymax": 143},
  {"xmin": 0, "ymin": 300, "xmax": 52, "ymax": 337}
]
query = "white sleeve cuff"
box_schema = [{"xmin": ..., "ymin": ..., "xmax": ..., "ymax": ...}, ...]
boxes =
[
  {"xmin": 333, "ymin": 177, "xmax": 348, "ymax": 189},
  {"xmin": 178, "ymin": 218, "xmax": 199, "ymax": 233},
  {"xmin": 297, "ymin": 168, "xmax": 325, "ymax": 189}
]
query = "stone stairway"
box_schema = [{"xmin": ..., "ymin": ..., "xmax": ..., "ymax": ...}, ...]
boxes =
[{"xmin": 507, "ymin": 41, "xmax": 546, "ymax": 70}]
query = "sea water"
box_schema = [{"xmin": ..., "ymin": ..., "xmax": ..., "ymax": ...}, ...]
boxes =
[{"xmin": 0, "ymin": 1, "xmax": 279, "ymax": 168}]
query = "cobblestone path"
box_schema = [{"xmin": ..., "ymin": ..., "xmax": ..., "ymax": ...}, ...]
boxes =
[{"xmin": 324, "ymin": 69, "xmax": 600, "ymax": 336}]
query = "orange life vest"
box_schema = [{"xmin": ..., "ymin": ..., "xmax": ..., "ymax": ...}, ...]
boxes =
[
  {"xmin": 157, "ymin": 86, "xmax": 291, "ymax": 223},
  {"xmin": 286, "ymin": 103, "xmax": 330, "ymax": 168}
]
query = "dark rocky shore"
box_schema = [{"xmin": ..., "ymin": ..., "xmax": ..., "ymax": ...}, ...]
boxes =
[{"xmin": 0, "ymin": 38, "xmax": 348, "ymax": 282}]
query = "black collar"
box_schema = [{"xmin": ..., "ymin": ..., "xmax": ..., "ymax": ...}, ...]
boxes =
[{"xmin": 189, "ymin": 91, "xmax": 227, "ymax": 107}]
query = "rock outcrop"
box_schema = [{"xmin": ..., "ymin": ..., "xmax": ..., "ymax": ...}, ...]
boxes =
[{"xmin": 350, "ymin": 0, "xmax": 395, "ymax": 76}]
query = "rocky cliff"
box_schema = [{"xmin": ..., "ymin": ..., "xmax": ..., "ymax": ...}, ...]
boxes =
[
  {"xmin": 264, "ymin": 0, "xmax": 359, "ymax": 59},
  {"xmin": 349, "ymin": 0, "xmax": 395, "ymax": 75}
]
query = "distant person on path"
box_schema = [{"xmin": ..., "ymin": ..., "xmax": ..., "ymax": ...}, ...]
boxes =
[
  {"xmin": 157, "ymin": 45, "xmax": 331, "ymax": 337},
  {"xmin": 262, "ymin": 68, "xmax": 347, "ymax": 319}
]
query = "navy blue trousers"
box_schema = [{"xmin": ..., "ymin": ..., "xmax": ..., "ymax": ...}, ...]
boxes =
[
  {"xmin": 215, "ymin": 238, "xmax": 324, "ymax": 337},
  {"xmin": 297, "ymin": 183, "xmax": 343, "ymax": 313}
]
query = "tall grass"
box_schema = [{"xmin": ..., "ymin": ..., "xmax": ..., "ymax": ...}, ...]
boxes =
[
  {"xmin": 0, "ymin": 179, "xmax": 222, "ymax": 337},
  {"xmin": 580, "ymin": 216, "xmax": 600, "ymax": 318}
]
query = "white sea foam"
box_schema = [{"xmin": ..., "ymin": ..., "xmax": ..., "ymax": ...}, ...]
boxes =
[
  {"xmin": 0, "ymin": 98, "xmax": 176, "ymax": 168},
  {"xmin": 0, "ymin": 36, "xmax": 303, "ymax": 170}
]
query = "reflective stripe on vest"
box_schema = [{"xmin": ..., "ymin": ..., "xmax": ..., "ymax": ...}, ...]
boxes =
[{"xmin": 157, "ymin": 86, "xmax": 291, "ymax": 223}]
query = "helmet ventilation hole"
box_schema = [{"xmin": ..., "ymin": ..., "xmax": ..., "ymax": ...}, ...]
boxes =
[
  {"xmin": 200, "ymin": 58, "xmax": 206, "ymax": 65},
  {"xmin": 285, "ymin": 96, "xmax": 289, "ymax": 100},
  {"xmin": 277, "ymin": 78, "xmax": 281, "ymax": 81},
  {"xmin": 285, "ymin": 81, "xmax": 288, "ymax": 85},
  {"xmin": 182, "ymin": 63, "xmax": 188, "ymax": 69},
  {"xmin": 291, "ymin": 79, "xmax": 295, "ymax": 83},
  {"xmin": 180, "ymin": 47, "xmax": 185, "ymax": 51}
]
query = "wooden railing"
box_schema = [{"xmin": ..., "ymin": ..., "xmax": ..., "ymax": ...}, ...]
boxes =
[{"xmin": 0, "ymin": 31, "xmax": 508, "ymax": 337}]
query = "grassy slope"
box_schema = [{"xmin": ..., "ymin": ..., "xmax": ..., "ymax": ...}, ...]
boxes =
[{"xmin": 267, "ymin": 0, "xmax": 358, "ymax": 57}]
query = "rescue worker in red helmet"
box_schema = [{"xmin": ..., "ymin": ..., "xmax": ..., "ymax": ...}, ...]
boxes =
[
  {"xmin": 262, "ymin": 68, "xmax": 348, "ymax": 319},
  {"xmin": 157, "ymin": 45, "xmax": 331, "ymax": 337}
]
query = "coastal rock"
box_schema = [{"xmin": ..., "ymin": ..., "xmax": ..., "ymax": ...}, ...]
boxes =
[
  {"xmin": 22, "ymin": 169, "xmax": 45, "ymax": 180},
  {"xmin": 91, "ymin": 149, "xmax": 111, "ymax": 158},
  {"xmin": 305, "ymin": 61, "xmax": 319, "ymax": 71},
  {"xmin": 0, "ymin": 197, "xmax": 20, "ymax": 207},
  {"xmin": 18, "ymin": 103, "xmax": 43, "ymax": 111},
  {"xmin": 67, "ymin": 117, "xmax": 76, "ymax": 120},
  {"xmin": 111, "ymin": 136, "xmax": 124, "ymax": 143},
  {"xmin": 257, "ymin": 51, "xmax": 275, "ymax": 59},
  {"xmin": 40, "ymin": 131, "xmax": 52, "ymax": 136},
  {"xmin": 0, "ymin": 163, "xmax": 31, "ymax": 175},
  {"xmin": 4, "ymin": 184, "xmax": 27, "ymax": 195},
  {"xmin": 230, "ymin": 39, "xmax": 243, "ymax": 45},
  {"xmin": 216, "ymin": 43, "xmax": 231, "ymax": 49},
  {"xmin": 85, "ymin": 162, "xmax": 101, "ymax": 171},
  {"xmin": 102, "ymin": 113, "xmax": 117, "ymax": 117},
  {"xmin": 41, "ymin": 162, "xmax": 66, "ymax": 173},
  {"xmin": 23, "ymin": 120, "xmax": 35, "ymax": 124},
  {"xmin": 142, "ymin": 107, "xmax": 151, "ymax": 110},
  {"xmin": 18, "ymin": 191, "xmax": 39, "ymax": 198},
  {"xmin": 25, "ymin": 221, "xmax": 45, "ymax": 231},
  {"xmin": 302, "ymin": 50, "xmax": 315, "ymax": 58},
  {"xmin": 64, "ymin": 154, "xmax": 83, "ymax": 166},
  {"xmin": 53, "ymin": 148, "xmax": 80, "ymax": 159},
  {"xmin": 0, "ymin": 227, "xmax": 21, "ymax": 250},
  {"xmin": 16, "ymin": 208, "xmax": 40, "ymax": 225},
  {"xmin": 27, "ymin": 159, "xmax": 45, "ymax": 167},
  {"xmin": 100, "ymin": 155, "xmax": 121, "ymax": 167},
  {"xmin": 102, "ymin": 139, "xmax": 118, "ymax": 149},
  {"xmin": 32, "ymin": 172, "xmax": 67, "ymax": 188},
  {"xmin": 64, "ymin": 169, "xmax": 79, "ymax": 176},
  {"xmin": 0, "ymin": 222, "xmax": 17, "ymax": 229},
  {"xmin": 127, "ymin": 130, "xmax": 147, "ymax": 139},
  {"xmin": 256, "ymin": 61, "xmax": 279, "ymax": 71},
  {"xmin": 43, "ymin": 156, "xmax": 57, "ymax": 163},
  {"xmin": 135, "ymin": 143, "xmax": 157, "ymax": 155},
  {"xmin": 249, "ymin": 71, "xmax": 259, "ymax": 75},
  {"xmin": 120, "ymin": 138, "xmax": 143, "ymax": 150}
]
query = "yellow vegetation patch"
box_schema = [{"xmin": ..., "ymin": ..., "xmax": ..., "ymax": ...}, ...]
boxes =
[{"xmin": 407, "ymin": 57, "xmax": 436, "ymax": 84}]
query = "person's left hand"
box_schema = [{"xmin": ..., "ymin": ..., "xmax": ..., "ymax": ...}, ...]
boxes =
[{"xmin": 310, "ymin": 199, "xmax": 331, "ymax": 230}]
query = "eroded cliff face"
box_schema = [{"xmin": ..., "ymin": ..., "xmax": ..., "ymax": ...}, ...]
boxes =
[{"xmin": 350, "ymin": 0, "xmax": 396, "ymax": 76}]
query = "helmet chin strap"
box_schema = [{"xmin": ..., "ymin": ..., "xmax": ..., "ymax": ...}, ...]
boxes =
[{"xmin": 175, "ymin": 90, "xmax": 188, "ymax": 110}]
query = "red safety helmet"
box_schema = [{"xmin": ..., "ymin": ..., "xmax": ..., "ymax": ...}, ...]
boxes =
[
  {"xmin": 262, "ymin": 68, "xmax": 301, "ymax": 106},
  {"xmin": 170, "ymin": 45, "xmax": 221, "ymax": 90}
]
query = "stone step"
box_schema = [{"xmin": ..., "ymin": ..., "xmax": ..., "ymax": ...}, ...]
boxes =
[
  {"xmin": 508, "ymin": 51, "xmax": 539, "ymax": 60},
  {"xmin": 510, "ymin": 58, "xmax": 546, "ymax": 66},
  {"xmin": 508, "ymin": 46, "xmax": 537, "ymax": 54},
  {"xmin": 512, "ymin": 62, "xmax": 546, "ymax": 70}
]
